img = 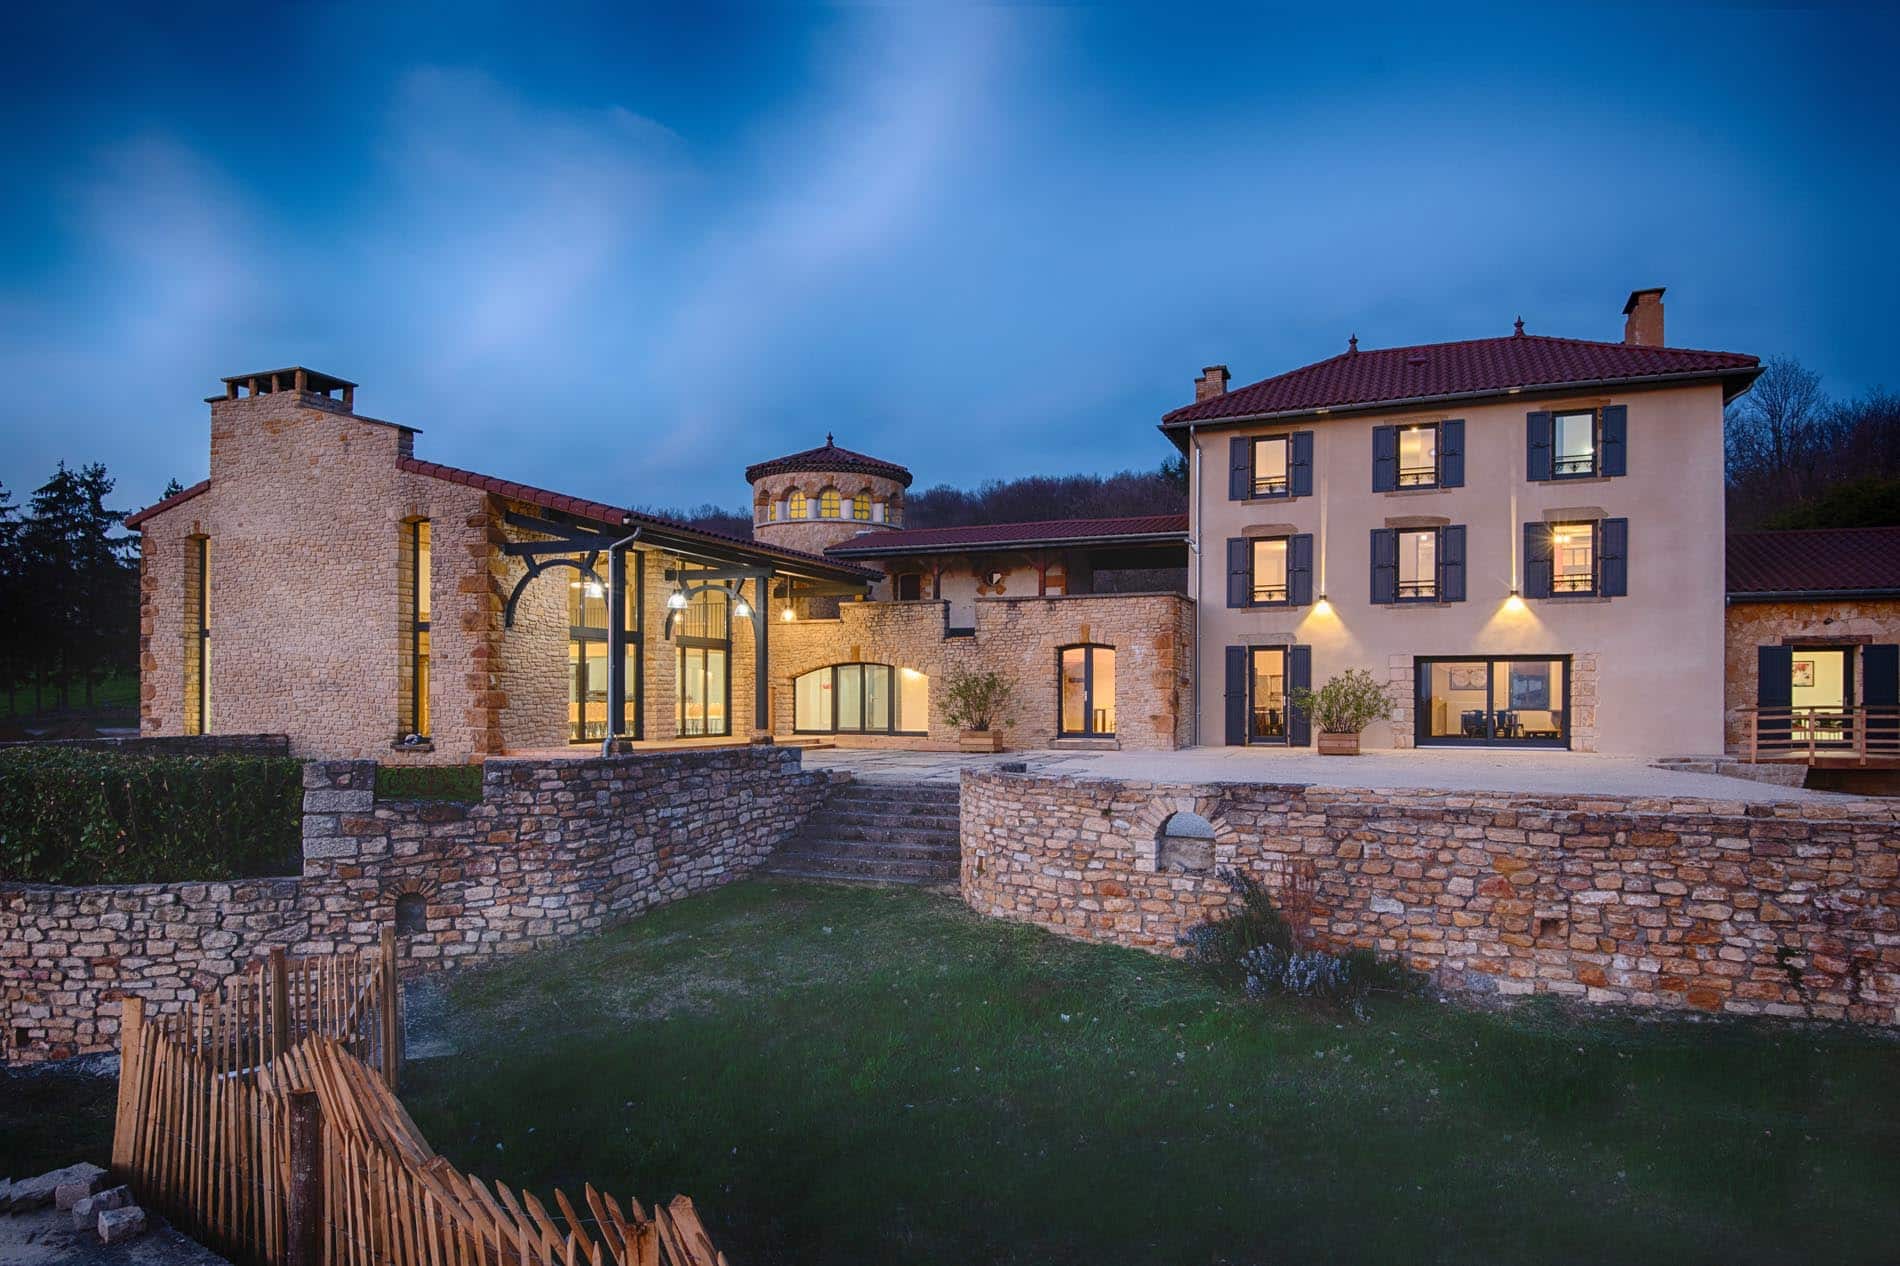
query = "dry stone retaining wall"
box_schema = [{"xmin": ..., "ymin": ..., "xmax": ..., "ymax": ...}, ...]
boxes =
[
  {"xmin": 2, "ymin": 746, "xmax": 829, "ymax": 1062},
  {"xmin": 960, "ymin": 770, "xmax": 1900, "ymax": 1024}
]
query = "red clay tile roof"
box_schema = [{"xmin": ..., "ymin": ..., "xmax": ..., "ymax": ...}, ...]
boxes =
[
  {"xmin": 125, "ymin": 479, "xmax": 210, "ymax": 528},
  {"xmin": 1162, "ymin": 333, "xmax": 1761, "ymax": 427},
  {"xmin": 826, "ymin": 514, "xmax": 1188, "ymax": 557},
  {"xmin": 404, "ymin": 458, "xmax": 878, "ymax": 579},
  {"xmin": 744, "ymin": 437, "xmax": 913, "ymax": 488},
  {"xmin": 1726, "ymin": 527, "xmax": 1900, "ymax": 598}
]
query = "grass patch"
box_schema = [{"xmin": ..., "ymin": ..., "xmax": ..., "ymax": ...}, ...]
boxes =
[
  {"xmin": 400, "ymin": 880, "xmax": 1900, "ymax": 1266},
  {"xmin": 376, "ymin": 764, "xmax": 484, "ymax": 802}
]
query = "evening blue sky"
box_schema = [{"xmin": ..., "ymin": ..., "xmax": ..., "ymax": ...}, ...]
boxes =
[{"xmin": 1, "ymin": 3, "xmax": 1895, "ymax": 516}]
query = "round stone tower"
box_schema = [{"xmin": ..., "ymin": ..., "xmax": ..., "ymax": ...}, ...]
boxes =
[{"xmin": 745, "ymin": 434, "xmax": 913, "ymax": 557}]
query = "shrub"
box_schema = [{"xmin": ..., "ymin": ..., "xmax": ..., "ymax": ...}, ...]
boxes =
[
  {"xmin": 0, "ymin": 747, "xmax": 303, "ymax": 884},
  {"xmin": 939, "ymin": 668, "xmax": 1015, "ymax": 732},
  {"xmin": 1289, "ymin": 667, "xmax": 1394, "ymax": 735},
  {"xmin": 1179, "ymin": 867, "xmax": 1420, "ymax": 1017},
  {"xmin": 376, "ymin": 764, "xmax": 484, "ymax": 803}
]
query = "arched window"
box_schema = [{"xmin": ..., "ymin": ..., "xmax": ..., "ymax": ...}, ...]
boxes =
[
  {"xmin": 1058, "ymin": 644, "xmax": 1116, "ymax": 737},
  {"xmin": 793, "ymin": 664, "xmax": 929, "ymax": 734},
  {"xmin": 852, "ymin": 492, "xmax": 872, "ymax": 521},
  {"xmin": 818, "ymin": 488, "xmax": 842, "ymax": 519},
  {"xmin": 1156, "ymin": 811, "xmax": 1215, "ymax": 873},
  {"xmin": 788, "ymin": 490, "xmax": 808, "ymax": 519},
  {"xmin": 394, "ymin": 891, "xmax": 428, "ymax": 936},
  {"xmin": 678, "ymin": 588, "xmax": 730, "ymax": 737}
]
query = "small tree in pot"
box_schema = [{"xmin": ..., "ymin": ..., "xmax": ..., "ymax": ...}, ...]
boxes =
[
  {"xmin": 941, "ymin": 668, "xmax": 1015, "ymax": 752},
  {"xmin": 1289, "ymin": 668, "xmax": 1393, "ymax": 755}
]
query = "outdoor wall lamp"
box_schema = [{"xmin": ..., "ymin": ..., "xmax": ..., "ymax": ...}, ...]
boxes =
[
  {"xmin": 666, "ymin": 589, "xmax": 689, "ymax": 610},
  {"xmin": 733, "ymin": 597, "xmax": 753, "ymax": 619},
  {"xmin": 781, "ymin": 606, "xmax": 796, "ymax": 622}
]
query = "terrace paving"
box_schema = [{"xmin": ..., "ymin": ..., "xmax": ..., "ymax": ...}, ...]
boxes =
[{"xmin": 799, "ymin": 744, "xmax": 1857, "ymax": 801}]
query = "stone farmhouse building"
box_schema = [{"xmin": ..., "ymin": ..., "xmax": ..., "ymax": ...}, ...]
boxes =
[{"xmin": 127, "ymin": 288, "xmax": 1897, "ymax": 763}]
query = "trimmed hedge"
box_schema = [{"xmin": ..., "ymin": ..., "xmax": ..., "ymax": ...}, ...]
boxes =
[
  {"xmin": 376, "ymin": 764, "xmax": 485, "ymax": 803},
  {"xmin": 0, "ymin": 748, "xmax": 303, "ymax": 884}
]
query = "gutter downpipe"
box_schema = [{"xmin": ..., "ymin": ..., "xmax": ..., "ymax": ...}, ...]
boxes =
[
  {"xmin": 1189, "ymin": 425, "xmax": 1202, "ymax": 748},
  {"xmin": 602, "ymin": 525, "xmax": 645, "ymax": 757}
]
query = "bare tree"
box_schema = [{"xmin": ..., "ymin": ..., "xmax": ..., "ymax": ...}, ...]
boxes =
[{"xmin": 1725, "ymin": 356, "xmax": 1838, "ymax": 523}]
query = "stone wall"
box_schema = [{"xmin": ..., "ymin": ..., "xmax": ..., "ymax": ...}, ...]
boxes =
[
  {"xmin": 1, "ymin": 746, "xmax": 828, "ymax": 1062},
  {"xmin": 960, "ymin": 770, "xmax": 1900, "ymax": 1024},
  {"xmin": 1723, "ymin": 598, "xmax": 1900, "ymax": 751},
  {"xmin": 770, "ymin": 592, "xmax": 1194, "ymax": 751},
  {"xmin": 0, "ymin": 734, "xmax": 290, "ymax": 756}
]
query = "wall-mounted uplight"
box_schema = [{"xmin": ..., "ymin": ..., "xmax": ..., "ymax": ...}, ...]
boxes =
[
  {"xmin": 1504, "ymin": 589, "xmax": 1526, "ymax": 612},
  {"xmin": 1313, "ymin": 594, "xmax": 1333, "ymax": 615}
]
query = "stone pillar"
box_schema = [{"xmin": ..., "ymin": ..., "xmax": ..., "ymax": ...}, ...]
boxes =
[{"xmin": 301, "ymin": 760, "xmax": 382, "ymax": 872}]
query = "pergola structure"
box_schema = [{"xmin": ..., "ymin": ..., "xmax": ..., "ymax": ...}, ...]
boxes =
[{"xmin": 501, "ymin": 506, "xmax": 874, "ymax": 750}]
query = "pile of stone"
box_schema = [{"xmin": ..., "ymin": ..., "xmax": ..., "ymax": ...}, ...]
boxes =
[{"xmin": 0, "ymin": 1161, "xmax": 149, "ymax": 1243}]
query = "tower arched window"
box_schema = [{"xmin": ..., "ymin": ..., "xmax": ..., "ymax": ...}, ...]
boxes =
[
  {"xmin": 852, "ymin": 491, "xmax": 871, "ymax": 521},
  {"xmin": 788, "ymin": 490, "xmax": 808, "ymax": 519},
  {"xmin": 819, "ymin": 488, "xmax": 842, "ymax": 519}
]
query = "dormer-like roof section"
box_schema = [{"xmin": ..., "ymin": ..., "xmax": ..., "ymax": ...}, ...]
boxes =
[
  {"xmin": 1161, "ymin": 334, "xmax": 1760, "ymax": 431},
  {"xmin": 744, "ymin": 435, "xmax": 913, "ymax": 488}
]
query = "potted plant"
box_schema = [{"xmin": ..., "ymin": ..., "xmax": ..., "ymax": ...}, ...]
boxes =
[
  {"xmin": 1289, "ymin": 668, "xmax": 1393, "ymax": 755},
  {"xmin": 941, "ymin": 667, "xmax": 1015, "ymax": 752}
]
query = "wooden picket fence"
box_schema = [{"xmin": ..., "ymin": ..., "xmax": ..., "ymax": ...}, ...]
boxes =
[{"xmin": 112, "ymin": 932, "xmax": 727, "ymax": 1266}]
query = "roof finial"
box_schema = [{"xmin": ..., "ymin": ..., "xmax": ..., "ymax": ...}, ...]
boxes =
[
  {"xmin": 1348, "ymin": 333, "xmax": 1358, "ymax": 353},
  {"xmin": 1513, "ymin": 315, "xmax": 1525, "ymax": 337},
  {"xmin": 826, "ymin": 431, "xmax": 834, "ymax": 446}
]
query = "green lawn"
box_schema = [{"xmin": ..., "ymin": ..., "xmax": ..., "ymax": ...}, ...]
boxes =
[{"xmin": 394, "ymin": 880, "xmax": 1900, "ymax": 1266}]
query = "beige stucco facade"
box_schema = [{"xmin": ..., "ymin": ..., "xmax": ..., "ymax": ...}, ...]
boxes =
[{"xmin": 1186, "ymin": 381, "xmax": 1730, "ymax": 755}]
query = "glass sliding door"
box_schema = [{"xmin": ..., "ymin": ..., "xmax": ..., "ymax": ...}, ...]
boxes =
[
  {"xmin": 568, "ymin": 570, "xmax": 639, "ymax": 743},
  {"xmin": 1416, "ymin": 656, "xmax": 1570, "ymax": 746},
  {"xmin": 1058, "ymin": 645, "xmax": 1116, "ymax": 738}
]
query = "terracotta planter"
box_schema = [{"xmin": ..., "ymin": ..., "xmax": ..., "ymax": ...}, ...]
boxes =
[
  {"xmin": 1316, "ymin": 731, "xmax": 1361, "ymax": 756},
  {"xmin": 959, "ymin": 729, "xmax": 1005, "ymax": 753}
]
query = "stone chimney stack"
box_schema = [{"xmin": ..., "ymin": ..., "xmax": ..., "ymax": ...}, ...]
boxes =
[
  {"xmin": 1622, "ymin": 288, "xmax": 1665, "ymax": 347},
  {"xmin": 1194, "ymin": 365, "xmax": 1230, "ymax": 402}
]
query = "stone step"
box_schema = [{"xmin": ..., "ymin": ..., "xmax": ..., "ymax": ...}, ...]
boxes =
[
  {"xmin": 800, "ymin": 823, "xmax": 956, "ymax": 847},
  {"xmin": 826, "ymin": 789, "xmax": 961, "ymax": 811},
  {"xmin": 805, "ymin": 810, "xmax": 959, "ymax": 834},
  {"xmin": 761, "ymin": 862, "xmax": 954, "ymax": 887},
  {"xmin": 763, "ymin": 851, "xmax": 958, "ymax": 882},
  {"xmin": 775, "ymin": 837, "xmax": 958, "ymax": 862}
]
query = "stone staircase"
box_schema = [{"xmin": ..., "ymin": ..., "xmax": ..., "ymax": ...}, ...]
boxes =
[{"xmin": 763, "ymin": 780, "xmax": 960, "ymax": 885}]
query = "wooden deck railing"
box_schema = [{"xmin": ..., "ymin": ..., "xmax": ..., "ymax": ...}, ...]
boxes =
[
  {"xmin": 112, "ymin": 932, "xmax": 727, "ymax": 1266},
  {"xmin": 1740, "ymin": 705, "xmax": 1900, "ymax": 764}
]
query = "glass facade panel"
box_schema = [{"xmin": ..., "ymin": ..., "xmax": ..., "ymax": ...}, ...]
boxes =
[
  {"xmin": 1418, "ymin": 657, "xmax": 1568, "ymax": 745},
  {"xmin": 1554, "ymin": 411, "xmax": 1596, "ymax": 476},
  {"xmin": 1398, "ymin": 529, "xmax": 1437, "ymax": 601},
  {"xmin": 1251, "ymin": 538, "xmax": 1288, "ymax": 604},
  {"xmin": 836, "ymin": 664, "xmax": 864, "ymax": 732},
  {"xmin": 1252, "ymin": 437, "xmax": 1289, "ymax": 496},
  {"xmin": 863, "ymin": 665, "xmax": 891, "ymax": 731},
  {"xmin": 1060, "ymin": 648, "xmax": 1087, "ymax": 734},
  {"xmin": 1397, "ymin": 424, "xmax": 1437, "ymax": 487},
  {"xmin": 897, "ymin": 667, "xmax": 929, "ymax": 732},
  {"xmin": 1249, "ymin": 647, "xmax": 1287, "ymax": 743},
  {"xmin": 566, "ymin": 568, "xmax": 638, "ymax": 743},
  {"xmin": 794, "ymin": 668, "xmax": 831, "ymax": 731}
]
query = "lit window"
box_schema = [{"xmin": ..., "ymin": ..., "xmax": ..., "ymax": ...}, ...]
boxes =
[
  {"xmin": 1397, "ymin": 528, "xmax": 1437, "ymax": 601},
  {"xmin": 404, "ymin": 520, "xmax": 431, "ymax": 737},
  {"xmin": 1059, "ymin": 645, "xmax": 1116, "ymax": 737},
  {"xmin": 1252, "ymin": 436, "xmax": 1289, "ymax": 497},
  {"xmin": 793, "ymin": 664, "xmax": 928, "ymax": 733},
  {"xmin": 1251, "ymin": 538, "xmax": 1288, "ymax": 604},
  {"xmin": 1397, "ymin": 424, "xmax": 1438, "ymax": 487},
  {"xmin": 1553, "ymin": 411, "xmax": 1597, "ymax": 477},
  {"xmin": 819, "ymin": 488, "xmax": 842, "ymax": 519},
  {"xmin": 185, "ymin": 537, "xmax": 210, "ymax": 734},
  {"xmin": 1551, "ymin": 523, "xmax": 1596, "ymax": 594},
  {"xmin": 788, "ymin": 490, "xmax": 808, "ymax": 519},
  {"xmin": 852, "ymin": 493, "xmax": 871, "ymax": 521}
]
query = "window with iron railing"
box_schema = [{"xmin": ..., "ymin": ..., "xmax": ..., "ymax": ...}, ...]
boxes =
[
  {"xmin": 1551, "ymin": 522, "xmax": 1597, "ymax": 594},
  {"xmin": 1397, "ymin": 423, "xmax": 1438, "ymax": 488},
  {"xmin": 1250, "ymin": 537, "xmax": 1289, "ymax": 605},
  {"xmin": 1397, "ymin": 528, "xmax": 1437, "ymax": 601},
  {"xmin": 1553, "ymin": 411, "xmax": 1597, "ymax": 478},
  {"xmin": 1251, "ymin": 436, "xmax": 1290, "ymax": 497}
]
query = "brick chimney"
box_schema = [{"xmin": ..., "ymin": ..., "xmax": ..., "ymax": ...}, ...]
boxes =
[
  {"xmin": 1622, "ymin": 288, "xmax": 1665, "ymax": 347},
  {"xmin": 1194, "ymin": 365, "xmax": 1230, "ymax": 402}
]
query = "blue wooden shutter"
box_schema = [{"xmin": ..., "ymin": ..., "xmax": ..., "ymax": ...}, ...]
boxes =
[
  {"xmin": 1522, "ymin": 522, "xmax": 1552, "ymax": 598},
  {"xmin": 1372, "ymin": 425, "xmax": 1398, "ymax": 492},
  {"xmin": 1437, "ymin": 525, "xmax": 1466, "ymax": 602},
  {"xmin": 1757, "ymin": 645, "xmax": 1793, "ymax": 747},
  {"xmin": 1290, "ymin": 431, "xmax": 1314, "ymax": 497},
  {"xmin": 1369, "ymin": 529, "xmax": 1398, "ymax": 604},
  {"xmin": 1599, "ymin": 518, "xmax": 1628, "ymax": 597},
  {"xmin": 1228, "ymin": 436, "xmax": 1252, "ymax": 500},
  {"xmin": 1863, "ymin": 644, "xmax": 1899, "ymax": 707},
  {"xmin": 1600, "ymin": 405, "xmax": 1627, "ymax": 477},
  {"xmin": 1286, "ymin": 645, "xmax": 1313, "ymax": 746},
  {"xmin": 1526, "ymin": 411, "xmax": 1553, "ymax": 481},
  {"xmin": 1223, "ymin": 646, "xmax": 1247, "ymax": 745},
  {"xmin": 1288, "ymin": 534, "xmax": 1314, "ymax": 606},
  {"xmin": 1439, "ymin": 419, "xmax": 1465, "ymax": 488},
  {"xmin": 1226, "ymin": 537, "xmax": 1249, "ymax": 608}
]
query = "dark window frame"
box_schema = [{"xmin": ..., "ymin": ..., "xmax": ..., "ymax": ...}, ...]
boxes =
[
  {"xmin": 1396, "ymin": 422, "xmax": 1440, "ymax": 489},
  {"xmin": 1246, "ymin": 645, "xmax": 1290, "ymax": 746},
  {"xmin": 1250, "ymin": 435, "xmax": 1291, "ymax": 499},
  {"xmin": 1549, "ymin": 520, "xmax": 1599, "ymax": 596},
  {"xmin": 1414, "ymin": 654, "xmax": 1572, "ymax": 748},
  {"xmin": 1057, "ymin": 643, "xmax": 1116, "ymax": 738},
  {"xmin": 675, "ymin": 586, "xmax": 731, "ymax": 739},
  {"xmin": 566, "ymin": 553, "xmax": 645, "ymax": 744},
  {"xmin": 1551, "ymin": 409, "xmax": 1600, "ymax": 479},
  {"xmin": 1395, "ymin": 527, "xmax": 1439, "ymax": 603},
  {"xmin": 1249, "ymin": 536, "xmax": 1291, "ymax": 606},
  {"xmin": 791, "ymin": 662, "xmax": 928, "ymax": 736}
]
